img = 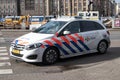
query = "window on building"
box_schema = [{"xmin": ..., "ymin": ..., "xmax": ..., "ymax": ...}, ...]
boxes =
[
  {"xmin": 83, "ymin": 8, "xmax": 86, "ymax": 11},
  {"xmin": 74, "ymin": 3, "xmax": 77, "ymax": 6},
  {"xmin": 25, "ymin": 0, "xmax": 35, "ymax": 10},
  {"xmin": 74, "ymin": 8, "xmax": 77, "ymax": 15},
  {"xmin": 83, "ymin": 2, "xmax": 86, "ymax": 6},
  {"xmin": 8, "ymin": 0, "xmax": 10, "ymax": 3}
]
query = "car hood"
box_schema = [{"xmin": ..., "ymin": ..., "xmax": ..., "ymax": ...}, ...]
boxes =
[{"xmin": 13, "ymin": 32, "xmax": 54, "ymax": 45}]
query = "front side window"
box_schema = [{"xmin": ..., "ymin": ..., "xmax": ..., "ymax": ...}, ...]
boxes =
[
  {"xmin": 61, "ymin": 21, "xmax": 80, "ymax": 34},
  {"xmin": 33, "ymin": 21, "xmax": 67, "ymax": 34}
]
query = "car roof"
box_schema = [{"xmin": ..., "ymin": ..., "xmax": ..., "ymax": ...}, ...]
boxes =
[
  {"xmin": 50, "ymin": 17, "xmax": 106, "ymax": 29},
  {"xmin": 51, "ymin": 16, "xmax": 102, "ymax": 23}
]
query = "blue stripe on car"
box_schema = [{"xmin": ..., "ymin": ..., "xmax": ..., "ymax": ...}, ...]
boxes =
[
  {"xmin": 63, "ymin": 42, "xmax": 76, "ymax": 53},
  {"xmin": 78, "ymin": 40, "xmax": 90, "ymax": 50},
  {"xmin": 70, "ymin": 41, "xmax": 83, "ymax": 52}
]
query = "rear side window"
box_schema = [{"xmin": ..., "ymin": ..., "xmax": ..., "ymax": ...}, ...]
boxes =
[
  {"xmin": 80, "ymin": 21, "xmax": 104, "ymax": 32},
  {"xmin": 94, "ymin": 22, "xmax": 104, "ymax": 30}
]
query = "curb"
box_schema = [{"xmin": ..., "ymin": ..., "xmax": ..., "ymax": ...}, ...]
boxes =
[
  {"xmin": 107, "ymin": 28, "xmax": 120, "ymax": 31},
  {"xmin": 1, "ymin": 29, "xmax": 31, "ymax": 32}
]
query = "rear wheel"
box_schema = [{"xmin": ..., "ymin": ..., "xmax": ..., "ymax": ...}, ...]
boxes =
[
  {"xmin": 43, "ymin": 47, "xmax": 59, "ymax": 64},
  {"xmin": 97, "ymin": 41, "xmax": 108, "ymax": 54}
]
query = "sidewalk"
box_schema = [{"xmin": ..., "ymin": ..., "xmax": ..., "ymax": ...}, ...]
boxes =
[
  {"xmin": 1, "ymin": 29, "xmax": 31, "ymax": 32},
  {"xmin": 107, "ymin": 28, "xmax": 120, "ymax": 31}
]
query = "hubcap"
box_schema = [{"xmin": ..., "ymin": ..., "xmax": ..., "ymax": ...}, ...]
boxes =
[
  {"xmin": 46, "ymin": 49, "xmax": 58, "ymax": 63},
  {"xmin": 99, "ymin": 42, "xmax": 107, "ymax": 53}
]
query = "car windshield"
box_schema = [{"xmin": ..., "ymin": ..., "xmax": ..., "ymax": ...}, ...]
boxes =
[{"xmin": 33, "ymin": 21, "xmax": 67, "ymax": 34}]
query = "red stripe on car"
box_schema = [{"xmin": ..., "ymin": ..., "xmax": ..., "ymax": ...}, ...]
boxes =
[
  {"xmin": 67, "ymin": 35, "xmax": 77, "ymax": 43},
  {"xmin": 40, "ymin": 44, "xmax": 45, "ymax": 48},
  {"xmin": 52, "ymin": 37, "xmax": 62, "ymax": 46},
  {"xmin": 60, "ymin": 36, "xmax": 70, "ymax": 44},
  {"xmin": 44, "ymin": 40, "xmax": 53, "ymax": 46},
  {"xmin": 74, "ymin": 33, "xmax": 84, "ymax": 42}
]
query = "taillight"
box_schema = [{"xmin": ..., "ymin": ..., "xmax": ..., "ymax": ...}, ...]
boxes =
[{"xmin": 107, "ymin": 31, "xmax": 110, "ymax": 35}]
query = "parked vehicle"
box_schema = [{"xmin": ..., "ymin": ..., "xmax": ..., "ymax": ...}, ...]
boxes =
[{"xmin": 0, "ymin": 17, "xmax": 4, "ymax": 26}]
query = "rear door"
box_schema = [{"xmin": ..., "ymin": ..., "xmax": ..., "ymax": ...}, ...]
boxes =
[{"xmin": 79, "ymin": 21, "xmax": 103, "ymax": 52}]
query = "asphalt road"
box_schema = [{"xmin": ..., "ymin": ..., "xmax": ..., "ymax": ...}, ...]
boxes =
[{"xmin": 0, "ymin": 29, "xmax": 120, "ymax": 80}]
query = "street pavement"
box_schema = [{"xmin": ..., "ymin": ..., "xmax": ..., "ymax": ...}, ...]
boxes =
[
  {"xmin": 0, "ymin": 31, "xmax": 13, "ymax": 75},
  {"xmin": 0, "ymin": 29, "xmax": 120, "ymax": 80}
]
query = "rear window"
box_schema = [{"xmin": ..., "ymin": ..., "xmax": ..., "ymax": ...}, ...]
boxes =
[{"xmin": 80, "ymin": 21, "xmax": 104, "ymax": 32}]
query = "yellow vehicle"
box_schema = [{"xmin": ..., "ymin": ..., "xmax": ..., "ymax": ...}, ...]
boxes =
[
  {"xmin": 3, "ymin": 15, "xmax": 30, "ymax": 29},
  {"xmin": 3, "ymin": 15, "xmax": 53, "ymax": 29},
  {"xmin": 19, "ymin": 15, "xmax": 30, "ymax": 29},
  {"xmin": 3, "ymin": 16, "xmax": 13, "ymax": 28}
]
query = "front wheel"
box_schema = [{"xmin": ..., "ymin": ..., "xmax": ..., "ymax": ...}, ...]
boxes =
[
  {"xmin": 97, "ymin": 41, "xmax": 108, "ymax": 54},
  {"xmin": 43, "ymin": 47, "xmax": 59, "ymax": 64}
]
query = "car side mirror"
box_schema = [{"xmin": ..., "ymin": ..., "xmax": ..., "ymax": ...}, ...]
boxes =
[{"xmin": 63, "ymin": 31, "xmax": 71, "ymax": 35}]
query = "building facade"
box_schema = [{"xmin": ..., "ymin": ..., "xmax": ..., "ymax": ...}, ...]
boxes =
[
  {"xmin": 0, "ymin": 0, "xmax": 18, "ymax": 17},
  {"xmin": 20, "ymin": 0, "xmax": 44, "ymax": 16},
  {"xmin": 93, "ymin": 0, "xmax": 116, "ymax": 17},
  {"xmin": 0, "ymin": 0, "xmax": 117, "ymax": 17},
  {"xmin": 45, "ymin": 0, "xmax": 91, "ymax": 16}
]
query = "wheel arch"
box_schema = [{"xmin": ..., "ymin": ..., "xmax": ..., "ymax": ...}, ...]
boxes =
[
  {"xmin": 97, "ymin": 39, "xmax": 109, "ymax": 54},
  {"xmin": 43, "ymin": 46, "xmax": 61, "ymax": 58},
  {"xmin": 98, "ymin": 39, "xmax": 109, "ymax": 48}
]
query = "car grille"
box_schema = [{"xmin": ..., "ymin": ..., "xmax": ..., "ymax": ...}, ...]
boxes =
[{"xmin": 11, "ymin": 43, "xmax": 25, "ymax": 51}]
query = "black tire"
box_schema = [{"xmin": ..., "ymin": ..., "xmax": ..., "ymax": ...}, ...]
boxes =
[
  {"xmin": 43, "ymin": 47, "xmax": 59, "ymax": 64},
  {"xmin": 97, "ymin": 41, "xmax": 108, "ymax": 54}
]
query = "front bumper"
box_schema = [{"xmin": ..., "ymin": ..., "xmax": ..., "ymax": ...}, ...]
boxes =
[{"xmin": 9, "ymin": 47, "xmax": 44, "ymax": 62}]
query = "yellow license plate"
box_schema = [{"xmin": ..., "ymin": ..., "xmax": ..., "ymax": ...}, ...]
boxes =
[{"xmin": 12, "ymin": 49, "xmax": 20, "ymax": 54}]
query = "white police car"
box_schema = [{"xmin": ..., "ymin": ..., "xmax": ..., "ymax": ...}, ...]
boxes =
[{"xmin": 10, "ymin": 17, "xmax": 110, "ymax": 64}]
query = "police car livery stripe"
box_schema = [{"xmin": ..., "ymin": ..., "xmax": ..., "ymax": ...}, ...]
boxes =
[
  {"xmin": 43, "ymin": 35, "xmax": 90, "ymax": 55},
  {"xmin": 74, "ymin": 33, "xmax": 84, "ymax": 42},
  {"xmin": 60, "ymin": 36, "xmax": 70, "ymax": 44},
  {"xmin": 54, "ymin": 44, "xmax": 69, "ymax": 55},
  {"xmin": 74, "ymin": 34, "xmax": 90, "ymax": 50},
  {"xmin": 78, "ymin": 40, "xmax": 90, "ymax": 50},
  {"xmin": 44, "ymin": 40, "xmax": 53, "ymax": 46},
  {"xmin": 67, "ymin": 34, "xmax": 89, "ymax": 51},
  {"xmin": 52, "ymin": 37, "xmax": 62, "ymax": 46},
  {"xmin": 63, "ymin": 42, "xmax": 76, "ymax": 53},
  {"xmin": 44, "ymin": 44, "xmax": 69, "ymax": 55},
  {"xmin": 70, "ymin": 41, "xmax": 83, "ymax": 52},
  {"xmin": 67, "ymin": 35, "xmax": 77, "ymax": 43},
  {"xmin": 40, "ymin": 44, "xmax": 45, "ymax": 48},
  {"xmin": 52, "ymin": 37, "xmax": 77, "ymax": 53},
  {"xmin": 44, "ymin": 40, "xmax": 69, "ymax": 55}
]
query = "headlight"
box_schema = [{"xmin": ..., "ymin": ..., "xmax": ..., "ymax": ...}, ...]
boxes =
[{"xmin": 25, "ymin": 43, "xmax": 42, "ymax": 50}]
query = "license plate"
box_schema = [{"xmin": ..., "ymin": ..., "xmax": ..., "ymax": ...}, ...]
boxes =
[{"xmin": 12, "ymin": 49, "xmax": 20, "ymax": 54}]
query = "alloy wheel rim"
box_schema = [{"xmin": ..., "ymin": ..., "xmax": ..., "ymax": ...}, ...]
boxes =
[
  {"xmin": 46, "ymin": 49, "xmax": 58, "ymax": 63},
  {"xmin": 99, "ymin": 42, "xmax": 107, "ymax": 53}
]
